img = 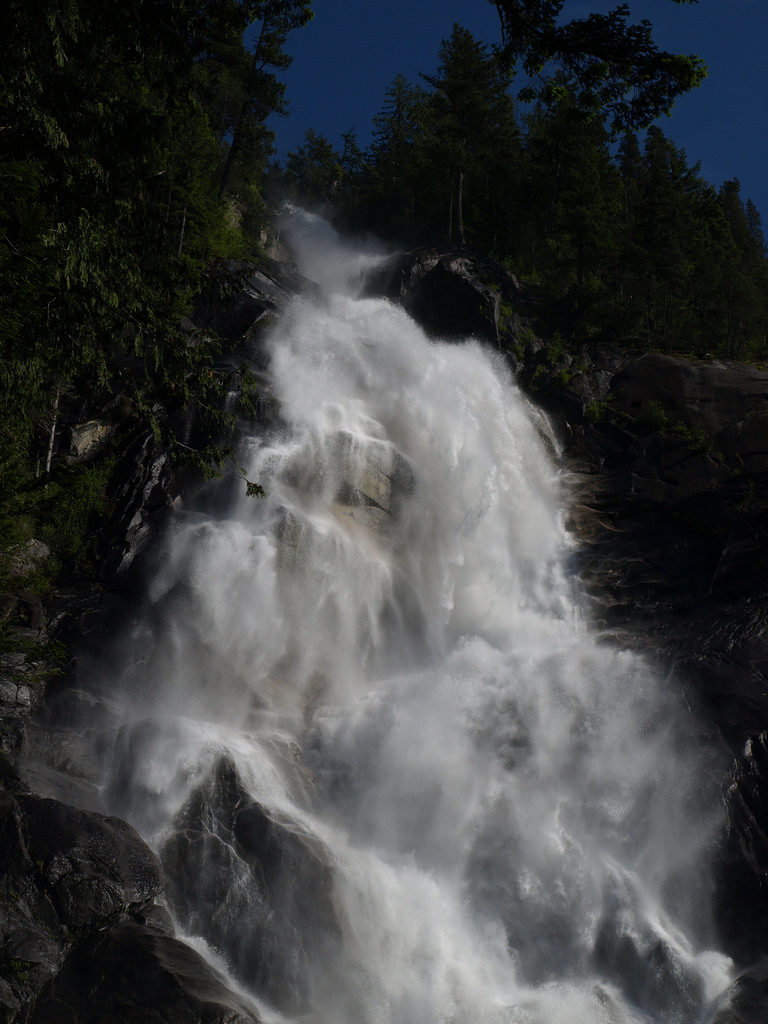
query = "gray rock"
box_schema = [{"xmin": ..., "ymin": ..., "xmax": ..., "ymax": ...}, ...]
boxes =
[
  {"xmin": 69, "ymin": 419, "xmax": 116, "ymax": 460},
  {"xmin": 363, "ymin": 245, "xmax": 522, "ymax": 349},
  {"xmin": 709, "ymin": 960, "xmax": 768, "ymax": 1024},
  {"xmin": 161, "ymin": 755, "xmax": 340, "ymax": 1014},
  {"xmin": 7, "ymin": 540, "xmax": 51, "ymax": 579},
  {"xmin": 17, "ymin": 794, "xmax": 163, "ymax": 932},
  {"xmin": 29, "ymin": 923, "xmax": 263, "ymax": 1024}
]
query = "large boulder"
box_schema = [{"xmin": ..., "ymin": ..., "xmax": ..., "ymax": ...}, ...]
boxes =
[
  {"xmin": 0, "ymin": 758, "xmax": 167, "ymax": 1020},
  {"xmin": 709, "ymin": 962, "xmax": 768, "ymax": 1024},
  {"xmin": 29, "ymin": 922, "xmax": 262, "ymax": 1024},
  {"xmin": 16, "ymin": 794, "xmax": 163, "ymax": 933},
  {"xmin": 362, "ymin": 245, "xmax": 523, "ymax": 349},
  {"xmin": 161, "ymin": 755, "xmax": 340, "ymax": 1014}
]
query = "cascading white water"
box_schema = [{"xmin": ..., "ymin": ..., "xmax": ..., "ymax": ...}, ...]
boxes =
[{"xmin": 106, "ymin": 210, "xmax": 733, "ymax": 1023}]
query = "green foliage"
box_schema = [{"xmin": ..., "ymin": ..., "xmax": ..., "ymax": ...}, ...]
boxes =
[
  {"xmin": 633, "ymin": 400, "xmax": 670, "ymax": 433},
  {"xmin": 285, "ymin": 129, "xmax": 343, "ymax": 205},
  {"xmin": 0, "ymin": 0, "xmax": 312, "ymax": 618},
  {"xmin": 490, "ymin": 0, "xmax": 706, "ymax": 133},
  {"xmin": 584, "ymin": 399, "xmax": 608, "ymax": 424},
  {"xmin": 39, "ymin": 458, "xmax": 118, "ymax": 569}
]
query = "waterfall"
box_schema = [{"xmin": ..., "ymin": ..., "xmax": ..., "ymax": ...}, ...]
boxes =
[{"xmin": 104, "ymin": 210, "xmax": 732, "ymax": 1023}]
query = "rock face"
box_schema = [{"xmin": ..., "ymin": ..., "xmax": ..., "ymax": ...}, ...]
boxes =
[
  {"xmin": 161, "ymin": 756, "xmax": 339, "ymax": 1016},
  {"xmin": 523, "ymin": 344, "xmax": 768, "ymax": 967},
  {"xmin": 710, "ymin": 961, "xmax": 768, "ymax": 1024},
  {"xmin": 29, "ymin": 923, "xmax": 261, "ymax": 1024},
  {"xmin": 554, "ymin": 352, "xmax": 768, "ymax": 734},
  {"xmin": 363, "ymin": 245, "xmax": 523, "ymax": 349},
  {"xmin": 0, "ymin": 755, "xmax": 201, "ymax": 1021},
  {"xmin": 192, "ymin": 258, "xmax": 317, "ymax": 346}
]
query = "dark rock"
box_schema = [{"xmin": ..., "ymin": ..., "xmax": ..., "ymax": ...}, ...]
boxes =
[
  {"xmin": 534, "ymin": 349, "xmax": 768, "ymax": 966},
  {"xmin": 98, "ymin": 430, "xmax": 180, "ymax": 583},
  {"xmin": 592, "ymin": 901, "xmax": 704, "ymax": 1020},
  {"xmin": 709, "ymin": 960, "xmax": 768, "ymax": 1024},
  {"xmin": 161, "ymin": 755, "xmax": 340, "ymax": 1013},
  {"xmin": 193, "ymin": 259, "xmax": 317, "ymax": 344},
  {"xmin": 29, "ymin": 922, "xmax": 262, "ymax": 1024},
  {"xmin": 716, "ymin": 734, "xmax": 768, "ymax": 962},
  {"xmin": 362, "ymin": 245, "xmax": 523, "ymax": 349},
  {"xmin": 17, "ymin": 794, "xmax": 163, "ymax": 932}
]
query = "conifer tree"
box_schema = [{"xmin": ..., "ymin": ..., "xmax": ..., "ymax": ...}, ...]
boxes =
[
  {"xmin": 489, "ymin": 0, "xmax": 706, "ymax": 132},
  {"xmin": 420, "ymin": 24, "xmax": 517, "ymax": 245}
]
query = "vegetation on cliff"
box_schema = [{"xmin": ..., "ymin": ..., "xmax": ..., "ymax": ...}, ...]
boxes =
[{"xmin": 0, "ymin": 0, "xmax": 312, "ymax": 629}]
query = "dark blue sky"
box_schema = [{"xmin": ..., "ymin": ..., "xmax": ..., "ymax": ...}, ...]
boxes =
[{"xmin": 271, "ymin": 0, "xmax": 768, "ymax": 222}]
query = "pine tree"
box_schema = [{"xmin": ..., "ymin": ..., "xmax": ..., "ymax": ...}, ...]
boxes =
[
  {"xmin": 490, "ymin": 0, "xmax": 706, "ymax": 133},
  {"xmin": 420, "ymin": 24, "xmax": 517, "ymax": 245}
]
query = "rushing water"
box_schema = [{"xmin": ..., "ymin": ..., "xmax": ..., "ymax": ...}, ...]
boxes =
[{"xmin": 105, "ymin": 211, "xmax": 732, "ymax": 1023}]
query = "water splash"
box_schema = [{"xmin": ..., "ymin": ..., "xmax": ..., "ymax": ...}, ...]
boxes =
[{"xmin": 105, "ymin": 209, "xmax": 731, "ymax": 1023}]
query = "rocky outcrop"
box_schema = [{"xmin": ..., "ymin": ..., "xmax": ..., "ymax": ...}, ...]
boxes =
[
  {"xmin": 160, "ymin": 756, "xmax": 339, "ymax": 1015},
  {"xmin": 521, "ymin": 344, "xmax": 768, "ymax": 967},
  {"xmin": 363, "ymin": 245, "xmax": 523, "ymax": 349},
  {"xmin": 69, "ymin": 420, "xmax": 117, "ymax": 462},
  {"xmin": 29, "ymin": 923, "xmax": 261, "ymax": 1024},
  {"xmin": 0, "ymin": 755, "xmax": 181, "ymax": 1020},
  {"xmin": 192, "ymin": 258, "xmax": 317, "ymax": 346}
]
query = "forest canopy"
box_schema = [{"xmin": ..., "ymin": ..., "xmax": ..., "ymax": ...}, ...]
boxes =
[{"xmin": 279, "ymin": 12, "xmax": 767, "ymax": 364}]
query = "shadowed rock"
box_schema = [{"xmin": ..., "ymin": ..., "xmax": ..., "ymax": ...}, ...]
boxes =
[
  {"xmin": 362, "ymin": 245, "xmax": 522, "ymax": 349},
  {"xmin": 161, "ymin": 755, "xmax": 340, "ymax": 1014},
  {"xmin": 29, "ymin": 922, "xmax": 262, "ymax": 1024}
]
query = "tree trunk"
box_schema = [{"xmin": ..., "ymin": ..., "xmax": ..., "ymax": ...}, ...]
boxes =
[
  {"xmin": 177, "ymin": 202, "xmax": 188, "ymax": 260},
  {"xmin": 457, "ymin": 170, "xmax": 465, "ymax": 245},
  {"xmin": 220, "ymin": 19, "xmax": 269, "ymax": 195},
  {"xmin": 45, "ymin": 387, "xmax": 59, "ymax": 476}
]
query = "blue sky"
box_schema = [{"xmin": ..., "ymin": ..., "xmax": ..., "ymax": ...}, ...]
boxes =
[{"xmin": 271, "ymin": 0, "xmax": 768, "ymax": 223}]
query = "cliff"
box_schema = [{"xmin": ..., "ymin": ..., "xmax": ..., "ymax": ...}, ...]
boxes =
[{"xmin": 2, "ymin": 244, "xmax": 768, "ymax": 1021}]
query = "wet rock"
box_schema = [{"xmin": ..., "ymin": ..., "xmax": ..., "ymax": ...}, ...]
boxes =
[
  {"xmin": 29, "ymin": 922, "xmax": 262, "ymax": 1024},
  {"xmin": 716, "ymin": 734, "xmax": 768, "ymax": 962},
  {"xmin": 161, "ymin": 756, "xmax": 340, "ymax": 1014},
  {"xmin": 592, "ymin": 912, "xmax": 704, "ymax": 1020},
  {"xmin": 709, "ymin": 960, "xmax": 768, "ymax": 1024},
  {"xmin": 99, "ymin": 430, "xmax": 180, "ymax": 582},
  {"xmin": 333, "ymin": 431, "xmax": 415, "ymax": 514},
  {"xmin": 279, "ymin": 431, "xmax": 415, "ymax": 553}
]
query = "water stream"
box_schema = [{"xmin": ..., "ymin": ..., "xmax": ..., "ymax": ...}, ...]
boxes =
[{"xmin": 104, "ymin": 211, "xmax": 732, "ymax": 1023}]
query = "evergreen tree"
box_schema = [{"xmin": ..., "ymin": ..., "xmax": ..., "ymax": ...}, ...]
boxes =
[
  {"xmin": 285, "ymin": 129, "xmax": 342, "ymax": 206},
  {"xmin": 0, "ymin": 0, "xmax": 314, "ymax": 540},
  {"xmin": 366, "ymin": 74, "xmax": 432, "ymax": 240},
  {"xmin": 421, "ymin": 24, "xmax": 517, "ymax": 245},
  {"xmin": 489, "ymin": 0, "xmax": 706, "ymax": 132}
]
